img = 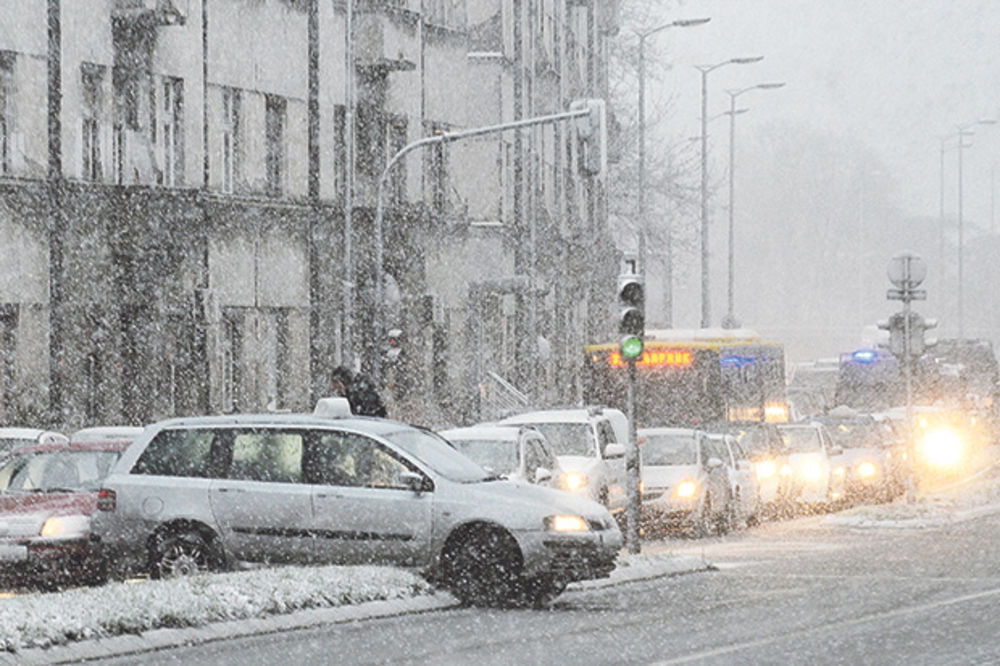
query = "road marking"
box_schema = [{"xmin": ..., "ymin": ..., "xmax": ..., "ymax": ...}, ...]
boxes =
[{"xmin": 650, "ymin": 585, "xmax": 1000, "ymax": 665}]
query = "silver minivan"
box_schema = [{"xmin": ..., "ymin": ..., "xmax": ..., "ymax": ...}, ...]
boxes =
[{"xmin": 91, "ymin": 410, "xmax": 621, "ymax": 606}]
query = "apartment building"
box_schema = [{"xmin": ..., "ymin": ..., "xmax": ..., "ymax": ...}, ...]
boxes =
[{"xmin": 0, "ymin": 0, "xmax": 618, "ymax": 429}]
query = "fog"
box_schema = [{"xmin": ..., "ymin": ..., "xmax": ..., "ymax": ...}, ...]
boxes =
[{"xmin": 627, "ymin": 0, "xmax": 1000, "ymax": 360}]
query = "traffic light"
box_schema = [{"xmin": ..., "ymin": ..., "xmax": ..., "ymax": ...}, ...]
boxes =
[
  {"xmin": 879, "ymin": 311, "xmax": 937, "ymax": 358},
  {"xmin": 618, "ymin": 274, "xmax": 645, "ymax": 360},
  {"xmin": 570, "ymin": 98, "xmax": 607, "ymax": 176}
]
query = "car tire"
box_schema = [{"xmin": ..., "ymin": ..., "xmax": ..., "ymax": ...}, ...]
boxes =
[
  {"xmin": 149, "ymin": 528, "xmax": 223, "ymax": 580},
  {"xmin": 443, "ymin": 527, "xmax": 522, "ymax": 607}
]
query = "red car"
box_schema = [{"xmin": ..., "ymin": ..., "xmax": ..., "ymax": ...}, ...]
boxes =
[{"xmin": 0, "ymin": 438, "xmax": 132, "ymax": 588}]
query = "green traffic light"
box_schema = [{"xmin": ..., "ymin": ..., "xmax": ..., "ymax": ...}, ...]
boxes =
[{"xmin": 620, "ymin": 336, "xmax": 643, "ymax": 359}]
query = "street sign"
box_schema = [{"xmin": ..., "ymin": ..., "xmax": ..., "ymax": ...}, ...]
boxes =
[
  {"xmin": 887, "ymin": 289, "xmax": 926, "ymax": 301},
  {"xmin": 887, "ymin": 252, "xmax": 927, "ymax": 289}
]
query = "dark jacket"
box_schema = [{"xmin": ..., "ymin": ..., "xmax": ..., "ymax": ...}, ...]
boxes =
[{"xmin": 346, "ymin": 377, "xmax": 388, "ymax": 418}]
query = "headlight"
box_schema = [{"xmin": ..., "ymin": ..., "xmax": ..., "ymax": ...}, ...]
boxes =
[
  {"xmin": 562, "ymin": 471, "xmax": 589, "ymax": 492},
  {"xmin": 39, "ymin": 515, "xmax": 90, "ymax": 539},
  {"xmin": 673, "ymin": 480, "xmax": 698, "ymax": 499},
  {"xmin": 755, "ymin": 460, "xmax": 776, "ymax": 481},
  {"xmin": 546, "ymin": 515, "xmax": 590, "ymax": 532},
  {"xmin": 800, "ymin": 460, "xmax": 824, "ymax": 482},
  {"xmin": 856, "ymin": 461, "xmax": 878, "ymax": 478},
  {"xmin": 779, "ymin": 464, "xmax": 793, "ymax": 477},
  {"xmin": 921, "ymin": 428, "xmax": 964, "ymax": 467}
]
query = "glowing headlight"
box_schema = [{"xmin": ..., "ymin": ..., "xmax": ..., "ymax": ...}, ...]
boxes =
[
  {"xmin": 800, "ymin": 460, "xmax": 824, "ymax": 482},
  {"xmin": 755, "ymin": 460, "xmax": 776, "ymax": 481},
  {"xmin": 39, "ymin": 515, "xmax": 89, "ymax": 539},
  {"xmin": 832, "ymin": 466, "xmax": 846, "ymax": 479},
  {"xmin": 674, "ymin": 480, "xmax": 698, "ymax": 498},
  {"xmin": 779, "ymin": 464, "xmax": 793, "ymax": 477},
  {"xmin": 562, "ymin": 471, "xmax": 589, "ymax": 492},
  {"xmin": 547, "ymin": 515, "xmax": 590, "ymax": 532},
  {"xmin": 856, "ymin": 461, "xmax": 878, "ymax": 478},
  {"xmin": 921, "ymin": 428, "xmax": 964, "ymax": 467}
]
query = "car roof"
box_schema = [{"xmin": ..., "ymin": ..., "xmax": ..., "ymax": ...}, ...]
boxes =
[
  {"xmin": 439, "ymin": 425, "xmax": 530, "ymax": 442},
  {"xmin": 4, "ymin": 440, "xmax": 132, "ymax": 457},
  {"xmin": 500, "ymin": 409, "xmax": 599, "ymax": 424},
  {"xmin": 149, "ymin": 413, "xmax": 413, "ymax": 436},
  {"xmin": 0, "ymin": 428, "xmax": 67, "ymax": 442},
  {"xmin": 638, "ymin": 427, "xmax": 700, "ymax": 437},
  {"xmin": 70, "ymin": 426, "xmax": 145, "ymax": 443}
]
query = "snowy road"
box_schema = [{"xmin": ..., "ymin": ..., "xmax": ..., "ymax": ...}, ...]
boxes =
[{"xmin": 89, "ymin": 482, "xmax": 1000, "ymax": 666}]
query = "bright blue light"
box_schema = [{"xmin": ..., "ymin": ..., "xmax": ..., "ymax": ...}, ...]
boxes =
[
  {"xmin": 721, "ymin": 354, "xmax": 756, "ymax": 368},
  {"xmin": 851, "ymin": 349, "xmax": 878, "ymax": 364}
]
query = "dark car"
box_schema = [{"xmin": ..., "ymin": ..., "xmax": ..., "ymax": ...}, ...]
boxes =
[{"xmin": 0, "ymin": 438, "xmax": 132, "ymax": 588}]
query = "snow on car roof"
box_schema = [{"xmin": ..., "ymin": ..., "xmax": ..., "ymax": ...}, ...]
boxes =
[
  {"xmin": 439, "ymin": 425, "xmax": 526, "ymax": 442},
  {"xmin": 500, "ymin": 409, "xmax": 597, "ymax": 424}
]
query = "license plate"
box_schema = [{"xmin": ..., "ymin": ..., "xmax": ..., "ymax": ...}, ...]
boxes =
[{"xmin": 0, "ymin": 544, "xmax": 27, "ymax": 562}]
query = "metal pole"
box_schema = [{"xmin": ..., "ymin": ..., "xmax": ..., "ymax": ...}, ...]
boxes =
[
  {"xmin": 343, "ymin": 0, "xmax": 355, "ymax": 368},
  {"xmin": 637, "ymin": 37, "xmax": 647, "ymax": 275},
  {"xmin": 939, "ymin": 137, "xmax": 945, "ymax": 288},
  {"xmin": 957, "ymin": 134, "xmax": 964, "ymax": 338},
  {"xmin": 699, "ymin": 68, "xmax": 710, "ymax": 328},
  {"xmin": 625, "ymin": 358, "xmax": 640, "ymax": 553},
  {"xmin": 726, "ymin": 92, "xmax": 736, "ymax": 325}
]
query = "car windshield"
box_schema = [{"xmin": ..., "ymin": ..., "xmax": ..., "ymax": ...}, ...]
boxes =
[
  {"xmin": 448, "ymin": 439, "xmax": 519, "ymax": 476},
  {"xmin": 779, "ymin": 427, "xmax": 824, "ymax": 453},
  {"xmin": 824, "ymin": 421, "xmax": 883, "ymax": 449},
  {"xmin": 640, "ymin": 433, "xmax": 698, "ymax": 466},
  {"xmin": 735, "ymin": 428, "xmax": 778, "ymax": 456},
  {"xmin": 0, "ymin": 449, "xmax": 121, "ymax": 493},
  {"xmin": 520, "ymin": 423, "xmax": 594, "ymax": 457},
  {"xmin": 382, "ymin": 429, "xmax": 490, "ymax": 483}
]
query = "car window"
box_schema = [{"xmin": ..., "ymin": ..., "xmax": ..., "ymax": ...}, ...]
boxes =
[
  {"xmin": 0, "ymin": 449, "xmax": 121, "ymax": 492},
  {"xmin": 379, "ymin": 428, "xmax": 488, "ymax": 483},
  {"xmin": 132, "ymin": 429, "xmax": 220, "ymax": 478},
  {"xmin": 779, "ymin": 427, "xmax": 823, "ymax": 453},
  {"xmin": 228, "ymin": 431, "xmax": 303, "ymax": 484},
  {"xmin": 523, "ymin": 438, "xmax": 543, "ymax": 480},
  {"xmin": 597, "ymin": 421, "xmax": 617, "ymax": 455},
  {"xmin": 448, "ymin": 438, "xmax": 519, "ymax": 476},
  {"xmin": 307, "ymin": 431, "xmax": 417, "ymax": 490},
  {"xmin": 639, "ymin": 433, "xmax": 698, "ymax": 465},
  {"xmin": 525, "ymin": 423, "xmax": 595, "ymax": 457},
  {"xmin": 701, "ymin": 437, "xmax": 725, "ymax": 463}
]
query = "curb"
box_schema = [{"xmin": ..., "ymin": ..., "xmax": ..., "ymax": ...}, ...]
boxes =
[{"xmin": 4, "ymin": 554, "xmax": 711, "ymax": 665}]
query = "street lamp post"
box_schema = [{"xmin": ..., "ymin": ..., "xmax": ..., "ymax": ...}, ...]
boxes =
[
  {"xmin": 636, "ymin": 17, "xmax": 709, "ymax": 327},
  {"xmin": 955, "ymin": 118, "xmax": 996, "ymax": 337},
  {"xmin": 696, "ymin": 56, "xmax": 763, "ymax": 329},
  {"xmin": 722, "ymin": 82, "xmax": 784, "ymax": 329}
]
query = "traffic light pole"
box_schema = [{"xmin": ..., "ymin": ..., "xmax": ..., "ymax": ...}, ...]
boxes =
[
  {"xmin": 370, "ymin": 106, "xmax": 596, "ymax": 385},
  {"xmin": 625, "ymin": 357, "xmax": 641, "ymax": 554}
]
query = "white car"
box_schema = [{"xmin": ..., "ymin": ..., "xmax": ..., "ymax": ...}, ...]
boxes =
[
  {"xmin": 438, "ymin": 425, "xmax": 563, "ymax": 488},
  {"xmin": 0, "ymin": 428, "xmax": 69, "ymax": 458},
  {"xmin": 92, "ymin": 407, "xmax": 622, "ymax": 607},
  {"xmin": 777, "ymin": 422, "xmax": 845, "ymax": 509},
  {"xmin": 499, "ymin": 408, "xmax": 627, "ymax": 512},
  {"xmin": 637, "ymin": 428, "xmax": 733, "ymax": 536},
  {"xmin": 704, "ymin": 432, "xmax": 762, "ymax": 527}
]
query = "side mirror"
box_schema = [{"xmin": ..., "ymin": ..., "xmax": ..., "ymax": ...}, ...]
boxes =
[
  {"xmin": 399, "ymin": 471, "xmax": 432, "ymax": 493},
  {"xmin": 604, "ymin": 443, "xmax": 626, "ymax": 459},
  {"xmin": 705, "ymin": 457, "xmax": 724, "ymax": 470},
  {"xmin": 534, "ymin": 467, "xmax": 553, "ymax": 484}
]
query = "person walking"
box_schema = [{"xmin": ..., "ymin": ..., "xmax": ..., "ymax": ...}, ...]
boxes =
[{"xmin": 330, "ymin": 366, "xmax": 388, "ymax": 418}]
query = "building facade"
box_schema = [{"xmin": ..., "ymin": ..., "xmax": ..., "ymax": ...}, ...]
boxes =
[{"xmin": 0, "ymin": 0, "xmax": 619, "ymax": 430}]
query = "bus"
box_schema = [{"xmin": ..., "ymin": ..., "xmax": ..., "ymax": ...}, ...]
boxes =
[{"xmin": 583, "ymin": 329, "xmax": 789, "ymax": 428}]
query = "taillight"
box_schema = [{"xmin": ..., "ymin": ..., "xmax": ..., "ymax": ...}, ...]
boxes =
[{"xmin": 96, "ymin": 488, "xmax": 116, "ymax": 511}]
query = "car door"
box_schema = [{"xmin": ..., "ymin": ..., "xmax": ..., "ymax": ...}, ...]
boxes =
[
  {"xmin": 726, "ymin": 437, "xmax": 759, "ymax": 519},
  {"xmin": 209, "ymin": 428, "xmax": 315, "ymax": 564},
  {"xmin": 305, "ymin": 429, "xmax": 433, "ymax": 567},
  {"xmin": 597, "ymin": 419, "xmax": 626, "ymax": 509},
  {"xmin": 699, "ymin": 435, "xmax": 731, "ymax": 507}
]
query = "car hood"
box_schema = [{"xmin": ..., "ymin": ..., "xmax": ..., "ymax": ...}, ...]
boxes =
[
  {"xmin": 456, "ymin": 477, "xmax": 610, "ymax": 521},
  {"xmin": 788, "ymin": 452, "xmax": 826, "ymax": 465},
  {"xmin": 0, "ymin": 492, "xmax": 96, "ymax": 539},
  {"xmin": 641, "ymin": 464, "xmax": 700, "ymax": 490},
  {"xmin": 555, "ymin": 455, "xmax": 602, "ymax": 476}
]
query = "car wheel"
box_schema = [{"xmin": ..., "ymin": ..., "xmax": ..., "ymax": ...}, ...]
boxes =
[
  {"xmin": 150, "ymin": 528, "xmax": 222, "ymax": 580},
  {"xmin": 443, "ymin": 527, "xmax": 522, "ymax": 607}
]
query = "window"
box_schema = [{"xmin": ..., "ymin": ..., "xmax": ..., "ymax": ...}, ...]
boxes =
[
  {"xmin": 81, "ymin": 63, "xmax": 105, "ymax": 181},
  {"xmin": 221, "ymin": 87, "xmax": 241, "ymax": 194},
  {"xmin": 0, "ymin": 52, "xmax": 12, "ymax": 175},
  {"xmin": 222, "ymin": 309, "xmax": 243, "ymax": 413},
  {"xmin": 112, "ymin": 67, "xmax": 139, "ymax": 185},
  {"xmin": 228, "ymin": 431, "xmax": 303, "ymax": 483},
  {"xmin": 428, "ymin": 122, "xmax": 449, "ymax": 212},
  {"xmin": 161, "ymin": 77, "xmax": 183, "ymax": 186},
  {"xmin": 387, "ymin": 115, "xmax": 407, "ymax": 203},
  {"xmin": 307, "ymin": 431, "xmax": 413, "ymax": 489},
  {"xmin": 262, "ymin": 309, "xmax": 289, "ymax": 410},
  {"xmin": 333, "ymin": 104, "xmax": 346, "ymax": 200},
  {"xmin": 265, "ymin": 94, "xmax": 286, "ymax": 195},
  {"xmin": 133, "ymin": 429, "xmax": 218, "ymax": 478}
]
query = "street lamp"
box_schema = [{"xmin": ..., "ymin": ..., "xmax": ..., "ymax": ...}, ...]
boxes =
[
  {"xmin": 955, "ymin": 118, "xmax": 996, "ymax": 337},
  {"xmin": 696, "ymin": 56, "xmax": 763, "ymax": 329},
  {"xmin": 722, "ymin": 82, "xmax": 784, "ymax": 329},
  {"xmin": 636, "ymin": 17, "xmax": 709, "ymax": 327}
]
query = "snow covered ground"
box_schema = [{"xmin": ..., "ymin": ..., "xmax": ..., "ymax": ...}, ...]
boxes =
[{"xmin": 0, "ymin": 550, "xmax": 707, "ymax": 655}]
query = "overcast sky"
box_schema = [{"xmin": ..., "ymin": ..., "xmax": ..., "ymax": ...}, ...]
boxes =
[{"xmin": 652, "ymin": 0, "xmax": 1000, "ymax": 225}]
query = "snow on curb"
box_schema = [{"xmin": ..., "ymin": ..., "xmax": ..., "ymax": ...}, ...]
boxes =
[
  {"xmin": 574, "ymin": 551, "xmax": 713, "ymax": 590},
  {"xmin": 0, "ymin": 564, "xmax": 434, "ymax": 654}
]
